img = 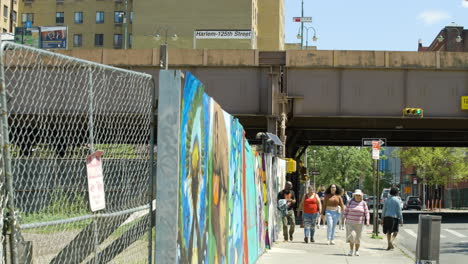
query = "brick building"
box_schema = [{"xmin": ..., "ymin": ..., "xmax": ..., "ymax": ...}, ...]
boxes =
[{"xmin": 418, "ymin": 22, "xmax": 468, "ymax": 52}]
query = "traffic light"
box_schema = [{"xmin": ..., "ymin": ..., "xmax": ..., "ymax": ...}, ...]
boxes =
[{"xmin": 403, "ymin": 108, "xmax": 423, "ymax": 118}]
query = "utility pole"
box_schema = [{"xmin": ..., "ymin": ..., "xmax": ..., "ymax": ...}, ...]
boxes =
[
  {"xmin": 123, "ymin": 0, "xmax": 128, "ymax": 49},
  {"xmin": 372, "ymin": 159, "xmax": 379, "ymax": 235},
  {"xmin": 300, "ymin": 0, "xmax": 304, "ymax": 49}
]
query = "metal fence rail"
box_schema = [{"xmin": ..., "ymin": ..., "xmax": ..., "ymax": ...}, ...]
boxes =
[{"xmin": 0, "ymin": 42, "xmax": 155, "ymax": 263}]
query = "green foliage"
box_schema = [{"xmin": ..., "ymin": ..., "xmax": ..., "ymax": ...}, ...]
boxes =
[
  {"xmin": 395, "ymin": 147, "xmax": 468, "ymax": 186},
  {"xmin": 306, "ymin": 146, "xmax": 374, "ymax": 190}
]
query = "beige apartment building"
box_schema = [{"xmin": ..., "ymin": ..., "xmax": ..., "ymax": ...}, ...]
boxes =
[
  {"xmin": 18, "ymin": 0, "xmax": 284, "ymax": 50},
  {"xmin": 0, "ymin": 0, "xmax": 19, "ymax": 33},
  {"xmin": 18, "ymin": 0, "xmax": 133, "ymax": 49}
]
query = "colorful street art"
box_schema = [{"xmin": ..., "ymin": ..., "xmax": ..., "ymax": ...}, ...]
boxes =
[{"xmin": 177, "ymin": 72, "xmax": 286, "ymax": 264}]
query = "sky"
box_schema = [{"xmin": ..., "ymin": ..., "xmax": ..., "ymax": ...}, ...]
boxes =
[{"xmin": 284, "ymin": 0, "xmax": 468, "ymax": 51}]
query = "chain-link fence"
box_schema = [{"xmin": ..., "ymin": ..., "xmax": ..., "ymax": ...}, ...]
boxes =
[
  {"xmin": 0, "ymin": 42, "xmax": 155, "ymax": 263},
  {"xmin": 1, "ymin": 103, "xmax": 5, "ymax": 264}
]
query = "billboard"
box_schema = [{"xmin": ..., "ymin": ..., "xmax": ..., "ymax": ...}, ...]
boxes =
[
  {"xmin": 40, "ymin": 26, "xmax": 67, "ymax": 49},
  {"xmin": 14, "ymin": 27, "xmax": 41, "ymax": 48}
]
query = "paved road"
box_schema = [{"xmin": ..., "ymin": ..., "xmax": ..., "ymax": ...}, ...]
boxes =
[{"xmin": 395, "ymin": 223, "xmax": 468, "ymax": 263}]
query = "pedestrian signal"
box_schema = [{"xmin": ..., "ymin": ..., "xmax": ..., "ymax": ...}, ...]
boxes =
[{"xmin": 402, "ymin": 108, "xmax": 423, "ymax": 118}]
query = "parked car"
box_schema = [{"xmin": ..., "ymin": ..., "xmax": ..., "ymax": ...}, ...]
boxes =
[
  {"xmin": 366, "ymin": 196, "xmax": 376, "ymax": 209},
  {"xmin": 380, "ymin": 188, "xmax": 391, "ymax": 208},
  {"xmin": 404, "ymin": 196, "xmax": 422, "ymax": 210}
]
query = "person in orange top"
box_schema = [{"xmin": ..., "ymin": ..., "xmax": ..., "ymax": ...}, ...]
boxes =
[
  {"xmin": 299, "ymin": 185, "xmax": 322, "ymax": 243},
  {"xmin": 322, "ymin": 184, "xmax": 345, "ymax": 245}
]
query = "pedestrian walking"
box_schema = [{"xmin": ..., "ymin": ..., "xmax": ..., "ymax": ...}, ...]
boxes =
[
  {"xmin": 278, "ymin": 181, "xmax": 296, "ymax": 242},
  {"xmin": 343, "ymin": 189, "xmax": 370, "ymax": 256},
  {"xmin": 298, "ymin": 185, "xmax": 321, "ymax": 243},
  {"xmin": 381, "ymin": 187, "xmax": 403, "ymax": 250},
  {"xmin": 322, "ymin": 184, "xmax": 345, "ymax": 245},
  {"xmin": 317, "ymin": 185, "xmax": 326, "ymax": 228},
  {"xmin": 339, "ymin": 188, "xmax": 350, "ymax": 230}
]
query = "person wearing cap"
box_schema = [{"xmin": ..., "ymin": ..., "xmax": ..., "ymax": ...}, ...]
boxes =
[{"xmin": 343, "ymin": 189, "xmax": 370, "ymax": 256}]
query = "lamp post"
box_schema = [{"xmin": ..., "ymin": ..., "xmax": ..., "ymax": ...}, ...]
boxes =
[
  {"xmin": 313, "ymin": 149, "xmax": 317, "ymax": 190},
  {"xmin": 436, "ymin": 23, "xmax": 463, "ymax": 44},
  {"xmin": 147, "ymin": 27, "xmax": 178, "ymax": 70},
  {"xmin": 296, "ymin": 26, "xmax": 318, "ymax": 50},
  {"xmin": 300, "ymin": 0, "xmax": 304, "ymax": 49}
]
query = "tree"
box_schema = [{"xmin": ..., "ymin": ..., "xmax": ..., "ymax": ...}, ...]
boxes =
[
  {"xmin": 395, "ymin": 147, "xmax": 468, "ymax": 186},
  {"xmin": 306, "ymin": 146, "xmax": 374, "ymax": 190}
]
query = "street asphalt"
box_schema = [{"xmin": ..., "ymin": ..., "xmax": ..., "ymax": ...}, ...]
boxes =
[{"xmin": 394, "ymin": 223, "xmax": 468, "ymax": 264}]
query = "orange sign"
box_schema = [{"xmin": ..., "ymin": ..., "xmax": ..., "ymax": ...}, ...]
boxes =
[{"xmin": 405, "ymin": 187, "xmax": 411, "ymax": 194}]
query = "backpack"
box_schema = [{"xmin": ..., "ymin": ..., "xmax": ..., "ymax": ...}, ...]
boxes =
[{"xmin": 278, "ymin": 199, "xmax": 288, "ymax": 217}]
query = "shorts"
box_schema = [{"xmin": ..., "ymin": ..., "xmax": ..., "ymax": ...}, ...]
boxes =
[{"xmin": 383, "ymin": 217, "xmax": 399, "ymax": 234}]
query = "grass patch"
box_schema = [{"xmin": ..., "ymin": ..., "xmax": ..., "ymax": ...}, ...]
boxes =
[
  {"xmin": 20, "ymin": 192, "xmax": 92, "ymax": 233},
  {"xmin": 371, "ymin": 233, "xmax": 383, "ymax": 239}
]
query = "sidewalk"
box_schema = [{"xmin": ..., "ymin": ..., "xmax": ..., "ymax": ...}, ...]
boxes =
[{"xmin": 256, "ymin": 225, "xmax": 414, "ymax": 264}]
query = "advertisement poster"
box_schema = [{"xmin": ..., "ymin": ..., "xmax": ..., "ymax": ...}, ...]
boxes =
[
  {"xmin": 86, "ymin": 151, "xmax": 106, "ymax": 212},
  {"xmin": 14, "ymin": 27, "xmax": 41, "ymax": 48},
  {"xmin": 41, "ymin": 26, "xmax": 67, "ymax": 49}
]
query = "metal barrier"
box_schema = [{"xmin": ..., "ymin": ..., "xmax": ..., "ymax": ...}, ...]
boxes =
[
  {"xmin": 0, "ymin": 42, "xmax": 155, "ymax": 263},
  {"xmin": 416, "ymin": 215, "xmax": 442, "ymax": 264}
]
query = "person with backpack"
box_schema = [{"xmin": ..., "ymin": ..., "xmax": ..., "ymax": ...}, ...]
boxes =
[
  {"xmin": 339, "ymin": 188, "xmax": 351, "ymax": 230},
  {"xmin": 277, "ymin": 182, "xmax": 296, "ymax": 241}
]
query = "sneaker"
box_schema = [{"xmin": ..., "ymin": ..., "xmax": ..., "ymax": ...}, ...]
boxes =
[
  {"xmin": 330, "ymin": 240, "xmax": 336, "ymax": 245},
  {"xmin": 327, "ymin": 240, "xmax": 331, "ymax": 245},
  {"xmin": 304, "ymin": 237, "xmax": 308, "ymax": 243},
  {"xmin": 348, "ymin": 250, "xmax": 353, "ymax": 256},
  {"xmin": 311, "ymin": 238, "xmax": 315, "ymax": 243},
  {"xmin": 317, "ymin": 225, "xmax": 320, "ymax": 229},
  {"xmin": 355, "ymin": 251, "xmax": 360, "ymax": 256}
]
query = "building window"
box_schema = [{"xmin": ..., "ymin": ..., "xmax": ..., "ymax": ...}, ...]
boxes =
[
  {"xmin": 73, "ymin": 34, "xmax": 82, "ymax": 47},
  {"xmin": 74, "ymin": 12, "xmax": 83, "ymax": 24},
  {"xmin": 21, "ymin": 13, "xmax": 34, "ymax": 24},
  {"xmin": 12, "ymin": 11, "xmax": 17, "ymax": 23},
  {"xmin": 56, "ymin": 12, "xmax": 64, "ymax": 24},
  {"xmin": 96, "ymin": 11, "xmax": 104, "ymax": 23},
  {"xmin": 129, "ymin": 33, "xmax": 132, "ymax": 48},
  {"xmin": 113, "ymin": 34, "xmax": 122, "ymax": 48},
  {"xmin": 114, "ymin": 11, "xmax": 124, "ymax": 24},
  {"xmin": 3, "ymin": 5, "xmax": 7, "ymax": 18},
  {"xmin": 94, "ymin": 34, "xmax": 104, "ymax": 46}
]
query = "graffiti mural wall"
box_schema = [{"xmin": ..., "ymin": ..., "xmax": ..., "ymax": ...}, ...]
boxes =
[{"xmin": 176, "ymin": 72, "xmax": 286, "ymax": 264}]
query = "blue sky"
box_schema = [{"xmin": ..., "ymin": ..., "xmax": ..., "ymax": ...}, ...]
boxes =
[{"xmin": 284, "ymin": 0, "xmax": 468, "ymax": 51}]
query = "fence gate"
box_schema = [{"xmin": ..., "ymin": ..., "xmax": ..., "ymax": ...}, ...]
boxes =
[{"xmin": 0, "ymin": 42, "xmax": 156, "ymax": 263}]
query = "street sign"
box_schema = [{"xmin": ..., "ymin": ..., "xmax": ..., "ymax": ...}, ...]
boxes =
[
  {"xmin": 311, "ymin": 171, "xmax": 320, "ymax": 175},
  {"xmin": 462, "ymin": 96, "xmax": 468, "ymax": 110},
  {"xmin": 362, "ymin": 138, "xmax": 386, "ymax": 147},
  {"xmin": 293, "ymin": 17, "xmax": 312, "ymax": 23},
  {"xmin": 372, "ymin": 140, "xmax": 380, "ymax": 159},
  {"xmin": 194, "ymin": 30, "xmax": 252, "ymax": 39}
]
